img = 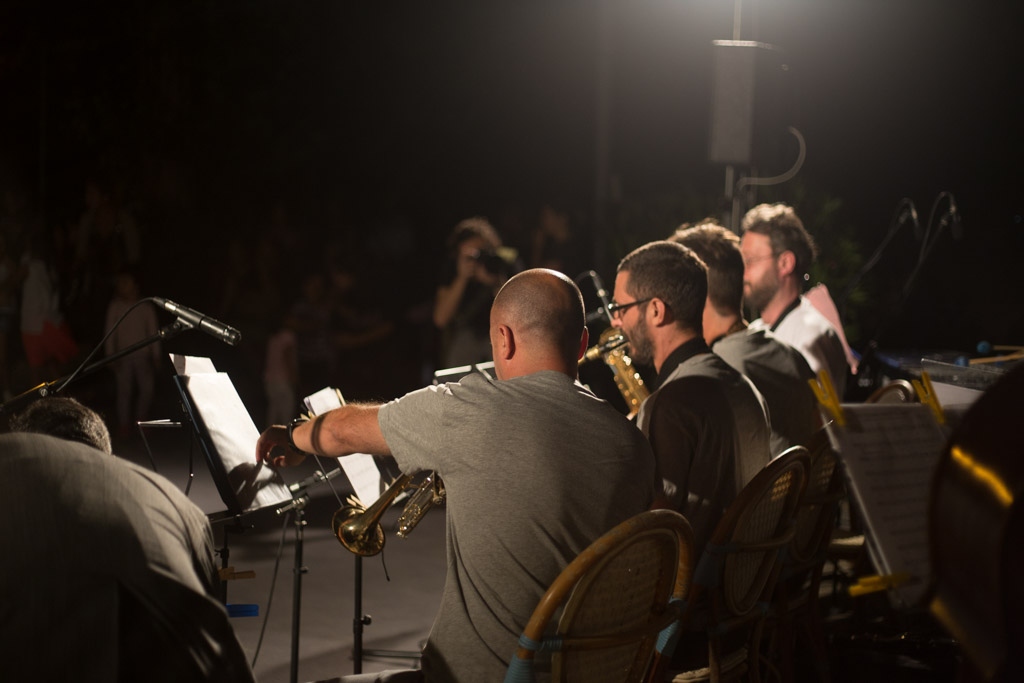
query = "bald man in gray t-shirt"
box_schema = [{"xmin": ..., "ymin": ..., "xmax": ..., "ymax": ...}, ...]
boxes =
[{"xmin": 259, "ymin": 269, "xmax": 655, "ymax": 683}]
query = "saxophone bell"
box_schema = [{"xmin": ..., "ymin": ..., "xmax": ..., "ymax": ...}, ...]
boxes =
[{"xmin": 579, "ymin": 327, "xmax": 649, "ymax": 419}]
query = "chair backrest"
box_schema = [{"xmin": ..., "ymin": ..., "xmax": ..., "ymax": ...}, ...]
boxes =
[
  {"xmin": 865, "ymin": 379, "xmax": 917, "ymax": 404},
  {"xmin": 505, "ymin": 509, "xmax": 695, "ymax": 683},
  {"xmin": 694, "ymin": 447, "xmax": 810, "ymax": 619},
  {"xmin": 789, "ymin": 429, "xmax": 843, "ymax": 565}
]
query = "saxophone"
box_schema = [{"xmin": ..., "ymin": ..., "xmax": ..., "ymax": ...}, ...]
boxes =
[{"xmin": 579, "ymin": 327, "xmax": 649, "ymax": 419}]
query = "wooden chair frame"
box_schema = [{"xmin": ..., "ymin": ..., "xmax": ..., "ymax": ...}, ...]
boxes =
[
  {"xmin": 505, "ymin": 509, "xmax": 695, "ymax": 683},
  {"xmin": 670, "ymin": 447, "xmax": 810, "ymax": 683}
]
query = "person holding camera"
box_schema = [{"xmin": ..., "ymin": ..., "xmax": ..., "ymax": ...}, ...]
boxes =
[{"xmin": 432, "ymin": 217, "xmax": 517, "ymax": 369}]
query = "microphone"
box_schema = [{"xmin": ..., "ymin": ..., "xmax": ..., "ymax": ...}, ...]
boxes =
[
  {"xmin": 152, "ymin": 298, "xmax": 242, "ymax": 346},
  {"xmin": 947, "ymin": 194, "xmax": 963, "ymax": 241},
  {"xmin": 575, "ymin": 270, "xmax": 614, "ymax": 324},
  {"xmin": 897, "ymin": 199, "xmax": 919, "ymax": 236},
  {"xmin": 580, "ymin": 333, "xmax": 627, "ymax": 364}
]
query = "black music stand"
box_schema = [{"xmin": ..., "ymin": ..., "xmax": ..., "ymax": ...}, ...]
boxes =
[
  {"xmin": 301, "ymin": 387, "xmax": 424, "ymax": 675},
  {"xmin": 173, "ymin": 359, "xmax": 319, "ymax": 683}
]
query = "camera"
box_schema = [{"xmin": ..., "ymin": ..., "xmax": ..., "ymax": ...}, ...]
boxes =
[{"xmin": 470, "ymin": 247, "xmax": 513, "ymax": 276}]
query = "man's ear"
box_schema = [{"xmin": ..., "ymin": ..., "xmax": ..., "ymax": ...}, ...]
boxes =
[
  {"xmin": 577, "ymin": 326, "xmax": 590, "ymax": 362},
  {"xmin": 776, "ymin": 250, "xmax": 796, "ymax": 278},
  {"xmin": 497, "ymin": 324, "xmax": 515, "ymax": 360},
  {"xmin": 648, "ymin": 297, "xmax": 671, "ymax": 327}
]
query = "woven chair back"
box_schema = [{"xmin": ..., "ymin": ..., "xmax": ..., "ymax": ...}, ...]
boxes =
[
  {"xmin": 790, "ymin": 430, "xmax": 842, "ymax": 564},
  {"xmin": 718, "ymin": 448, "xmax": 810, "ymax": 616},
  {"xmin": 506, "ymin": 510, "xmax": 694, "ymax": 683}
]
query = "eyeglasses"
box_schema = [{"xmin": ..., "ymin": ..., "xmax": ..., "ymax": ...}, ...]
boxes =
[
  {"xmin": 607, "ymin": 297, "xmax": 652, "ymax": 319},
  {"xmin": 742, "ymin": 253, "xmax": 777, "ymax": 268}
]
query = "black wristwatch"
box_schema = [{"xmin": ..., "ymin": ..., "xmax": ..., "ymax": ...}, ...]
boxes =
[{"xmin": 286, "ymin": 418, "xmax": 312, "ymax": 454}]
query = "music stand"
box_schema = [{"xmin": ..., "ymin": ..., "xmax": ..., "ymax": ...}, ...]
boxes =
[
  {"xmin": 432, "ymin": 361, "xmax": 495, "ymax": 384},
  {"xmin": 173, "ymin": 355, "xmax": 321, "ymax": 683},
  {"xmin": 300, "ymin": 387, "xmax": 423, "ymax": 674}
]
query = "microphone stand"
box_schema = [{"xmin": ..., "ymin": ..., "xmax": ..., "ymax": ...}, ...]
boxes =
[
  {"xmin": 0, "ymin": 319, "xmax": 194, "ymax": 416},
  {"xmin": 277, "ymin": 466, "xmax": 344, "ymax": 683},
  {"xmin": 854, "ymin": 194, "xmax": 960, "ymax": 395}
]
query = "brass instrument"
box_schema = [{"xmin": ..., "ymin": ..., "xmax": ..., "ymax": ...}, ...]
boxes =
[
  {"xmin": 579, "ymin": 327, "xmax": 649, "ymax": 419},
  {"xmin": 331, "ymin": 470, "xmax": 445, "ymax": 556},
  {"xmin": 395, "ymin": 472, "xmax": 445, "ymax": 538}
]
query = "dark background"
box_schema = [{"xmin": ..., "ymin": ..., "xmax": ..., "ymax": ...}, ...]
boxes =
[{"xmin": 1, "ymin": 0, "xmax": 1022, "ymax": 417}]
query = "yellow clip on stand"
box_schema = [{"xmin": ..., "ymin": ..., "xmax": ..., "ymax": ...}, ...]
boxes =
[
  {"xmin": 912, "ymin": 371, "xmax": 946, "ymax": 426},
  {"xmin": 808, "ymin": 369, "xmax": 845, "ymax": 427},
  {"xmin": 848, "ymin": 572, "xmax": 912, "ymax": 598}
]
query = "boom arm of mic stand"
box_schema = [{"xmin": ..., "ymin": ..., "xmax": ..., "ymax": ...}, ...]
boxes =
[
  {"xmin": 576, "ymin": 270, "xmax": 613, "ymax": 326},
  {"xmin": 0, "ymin": 320, "xmax": 193, "ymax": 416}
]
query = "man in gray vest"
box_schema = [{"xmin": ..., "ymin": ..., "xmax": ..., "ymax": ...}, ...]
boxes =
[{"xmin": 611, "ymin": 241, "xmax": 770, "ymax": 555}]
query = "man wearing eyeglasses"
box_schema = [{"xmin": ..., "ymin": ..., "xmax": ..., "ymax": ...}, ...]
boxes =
[
  {"xmin": 611, "ymin": 240, "xmax": 771, "ymax": 555},
  {"xmin": 740, "ymin": 203, "xmax": 849, "ymax": 398}
]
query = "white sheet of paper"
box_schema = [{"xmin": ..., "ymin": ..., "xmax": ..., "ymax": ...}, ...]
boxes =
[
  {"xmin": 931, "ymin": 381, "xmax": 983, "ymax": 410},
  {"xmin": 171, "ymin": 354, "xmax": 218, "ymax": 376},
  {"xmin": 826, "ymin": 403, "xmax": 947, "ymax": 608},
  {"xmin": 305, "ymin": 386, "xmax": 344, "ymax": 416},
  {"xmin": 186, "ymin": 371, "xmax": 291, "ymax": 512},
  {"xmin": 339, "ymin": 453, "xmax": 385, "ymax": 507},
  {"xmin": 303, "ymin": 386, "xmax": 382, "ymax": 507}
]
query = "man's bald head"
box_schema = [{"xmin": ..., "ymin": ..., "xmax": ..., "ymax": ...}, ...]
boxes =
[{"xmin": 491, "ymin": 269, "xmax": 586, "ymax": 370}]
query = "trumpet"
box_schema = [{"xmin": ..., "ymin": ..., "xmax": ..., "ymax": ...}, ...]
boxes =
[
  {"xmin": 579, "ymin": 327, "xmax": 649, "ymax": 419},
  {"xmin": 331, "ymin": 470, "xmax": 445, "ymax": 556}
]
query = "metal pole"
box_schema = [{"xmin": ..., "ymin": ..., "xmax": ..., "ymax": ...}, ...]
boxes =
[
  {"xmin": 353, "ymin": 555, "xmax": 364, "ymax": 674},
  {"xmin": 594, "ymin": 0, "xmax": 612, "ymax": 272},
  {"xmin": 290, "ymin": 506, "xmax": 307, "ymax": 683}
]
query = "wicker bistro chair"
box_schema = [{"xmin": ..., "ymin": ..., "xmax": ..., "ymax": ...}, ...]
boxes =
[
  {"xmin": 504, "ymin": 509, "xmax": 696, "ymax": 683},
  {"xmin": 668, "ymin": 447, "xmax": 810, "ymax": 683},
  {"xmin": 864, "ymin": 378, "xmax": 917, "ymax": 404},
  {"xmin": 767, "ymin": 432, "xmax": 844, "ymax": 681}
]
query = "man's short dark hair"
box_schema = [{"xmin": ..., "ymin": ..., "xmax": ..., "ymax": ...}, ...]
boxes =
[
  {"xmin": 494, "ymin": 269, "xmax": 585, "ymax": 368},
  {"xmin": 740, "ymin": 203, "xmax": 817, "ymax": 281},
  {"xmin": 669, "ymin": 222, "xmax": 744, "ymax": 317},
  {"xmin": 8, "ymin": 397, "xmax": 113, "ymax": 455},
  {"xmin": 617, "ymin": 241, "xmax": 707, "ymax": 335}
]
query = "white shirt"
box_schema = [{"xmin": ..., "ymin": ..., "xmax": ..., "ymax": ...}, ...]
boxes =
[{"xmin": 751, "ymin": 296, "xmax": 849, "ymax": 398}]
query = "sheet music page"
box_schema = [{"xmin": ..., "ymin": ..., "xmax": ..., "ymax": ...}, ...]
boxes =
[
  {"xmin": 186, "ymin": 372, "xmax": 291, "ymax": 512},
  {"xmin": 304, "ymin": 387, "xmax": 382, "ymax": 507},
  {"xmin": 826, "ymin": 403, "xmax": 947, "ymax": 608},
  {"xmin": 339, "ymin": 453, "xmax": 385, "ymax": 508},
  {"xmin": 170, "ymin": 353, "xmax": 218, "ymax": 376},
  {"xmin": 304, "ymin": 386, "xmax": 344, "ymax": 416}
]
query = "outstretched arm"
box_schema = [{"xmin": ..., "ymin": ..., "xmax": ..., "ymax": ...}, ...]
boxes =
[{"xmin": 255, "ymin": 403, "xmax": 390, "ymax": 467}]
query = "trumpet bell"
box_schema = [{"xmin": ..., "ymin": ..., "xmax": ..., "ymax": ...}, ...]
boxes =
[{"xmin": 332, "ymin": 504, "xmax": 386, "ymax": 556}]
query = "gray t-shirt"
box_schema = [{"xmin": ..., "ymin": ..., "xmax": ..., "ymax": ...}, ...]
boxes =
[
  {"xmin": 713, "ymin": 327, "xmax": 818, "ymax": 455},
  {"xmin": 378, "ymin": 370, "xmax": 655, "ymax": 683}
]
